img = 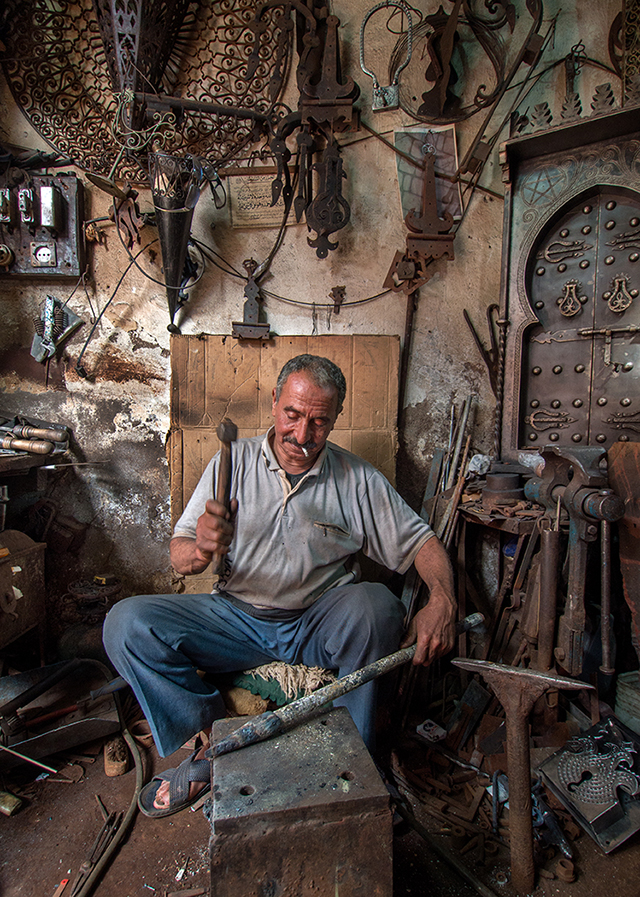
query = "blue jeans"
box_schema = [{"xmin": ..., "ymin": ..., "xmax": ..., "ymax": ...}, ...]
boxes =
[{"xmin": 102, "ymin": 582, "xmax": 405, "ymax": 757}]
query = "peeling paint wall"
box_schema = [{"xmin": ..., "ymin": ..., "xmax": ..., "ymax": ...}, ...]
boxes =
[{"xmin": 0, "ymin": 1, "xmax": 624, "ymax": 635}]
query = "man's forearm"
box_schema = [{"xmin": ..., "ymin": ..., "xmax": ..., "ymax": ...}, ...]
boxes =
[
  {"xmin": 170, "ymin": 536, "xmax": 212, "ymax": 576},
  {"xmin": 413, "ymin": 535, "xmax": 456, "ymax": 607},
  {"xmin": 400, "ymin": 535, "xmax": 457, "ymax": 663}
]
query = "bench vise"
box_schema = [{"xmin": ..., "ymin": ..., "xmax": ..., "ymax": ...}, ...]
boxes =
[{"xmin": 524, "ymin": 446, "xmax": 624, "ymax": 676}]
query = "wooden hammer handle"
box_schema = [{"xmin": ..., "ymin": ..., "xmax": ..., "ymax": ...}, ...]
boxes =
[
  {"xmin": 213, "ymin": 444, "xmax": 232, "ymax": 576},
  {"xmin": 213, "ymin": 419, "xmax": 237, "ymax": 575},
  {"xmin": 216, "ymin": 441, "xmax": 233, "ymax": 510},
  {"xmin": 13, "ymin": 425, "xmax": 68, "ymax": 443},
  {"xmin": 2, "ymin": 436, "xmax": 54, "ymax": 454}
]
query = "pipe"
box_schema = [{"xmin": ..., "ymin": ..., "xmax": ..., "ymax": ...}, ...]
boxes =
[
  {"xmin": 537, "ymin": 518, "xmax": 560, "ymax": 671},
  {"xmin": 73, "ymin": 727, "xmax": 144, "ymax": 897},
  {"xmin": 600, "ymin": 515, "xmax": 614, "ymax": 676}
]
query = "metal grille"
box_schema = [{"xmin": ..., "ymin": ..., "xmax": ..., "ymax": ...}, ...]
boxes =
[{"xmin": 0, "ymin": 0, "xmax": 289, "ymax": 180}]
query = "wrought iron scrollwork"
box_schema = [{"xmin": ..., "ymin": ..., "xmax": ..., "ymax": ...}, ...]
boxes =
[{"xmin": 0, "ymin": 0, "xmax": 293, "ymax": 180}]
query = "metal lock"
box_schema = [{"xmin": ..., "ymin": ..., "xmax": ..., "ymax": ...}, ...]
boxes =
[{"xmin": 360, "ymin": 1, "xmax": 413, "ymax": 113}]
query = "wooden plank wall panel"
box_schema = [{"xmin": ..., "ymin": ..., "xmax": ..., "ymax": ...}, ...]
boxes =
[
  {"xmin": 170, "ymin": 335, "xmax": 400, "ymax": 544},
  {"xmin": 351, "ymin": 430, "xmax": 396, "ymax": 484},
  {"xmin": 186, "ymin": 338, "xmax": 207, "ymax": 427},
  {"xmin": 204, "ymin": 337, "xmax": 262, "ymax": 429},
  {"xmin": 307, "ymin": 334, "xmax": 354, "ymax": 428},
  {"xmin": 352, "ymin": 335, "xmax": 398, "ymax": 430},
  {"xmin": 168, "ymin": 429, "xmax": 183, "ymax": 530},
  {"xmin": 257, "ymin": 336, "xmax": 309, "ymax": 429}
]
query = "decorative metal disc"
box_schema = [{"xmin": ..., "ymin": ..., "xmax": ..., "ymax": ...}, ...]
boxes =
[{"xmin": 0, "ymin": 0, "xmax": 290, "ymax": 181}]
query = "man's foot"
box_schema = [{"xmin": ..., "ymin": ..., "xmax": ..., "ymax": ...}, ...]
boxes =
[
  {"xmin": 137, "ymin": 748, "xmax": 211, "ymax": 818},
  {"xmin": 153, "ymin": 745, "xmax": 208, "ymax": 809}
]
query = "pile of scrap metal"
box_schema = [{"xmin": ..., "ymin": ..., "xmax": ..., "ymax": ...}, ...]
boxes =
[{"xmin": 390, "ymin": 442, "xmax": 640, "ymax": 893}]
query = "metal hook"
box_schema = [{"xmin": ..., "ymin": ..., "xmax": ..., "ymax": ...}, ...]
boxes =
[{"xmin": 360, "ymin": 0, "xmax": 413, "ymax": 112}]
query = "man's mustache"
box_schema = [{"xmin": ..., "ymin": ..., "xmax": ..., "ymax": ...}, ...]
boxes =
[{"xmin": 283, "ymin": 436, "xmax": 317, "ymax": 452}]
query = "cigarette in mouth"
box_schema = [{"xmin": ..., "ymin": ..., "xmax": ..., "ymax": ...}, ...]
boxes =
[{"xmin": 301, "ymin": 446, "xmax": 309, "ymax": 458}]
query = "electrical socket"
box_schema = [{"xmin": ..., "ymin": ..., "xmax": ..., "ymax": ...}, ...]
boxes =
[{"xmin": 30, "ymin": 242, "xmax": 57, "ymax": 267}]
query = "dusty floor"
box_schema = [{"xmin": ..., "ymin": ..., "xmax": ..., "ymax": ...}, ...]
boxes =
[{"xmin": 2, "ymin": 722, "xmax": 640, "ymax": 897}]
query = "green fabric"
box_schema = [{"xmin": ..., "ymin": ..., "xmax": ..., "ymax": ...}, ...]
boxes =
[{"xmin": 229, "ymin": 671, "xmax": 296, "ymax": 706}]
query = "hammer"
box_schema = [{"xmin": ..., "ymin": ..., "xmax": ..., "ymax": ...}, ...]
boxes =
[{"xmin": 214, "ymin": 418, "xmax": 237, "ymax": 575}]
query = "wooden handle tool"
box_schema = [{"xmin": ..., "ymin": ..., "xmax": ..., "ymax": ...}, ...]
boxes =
[
  {"xmin": 213, "ymin": 418, "xmax": 238, "ymax": 575},
  {"xmin": 1, "ymin": 435, "xmax": 54, "ymax": 454}
]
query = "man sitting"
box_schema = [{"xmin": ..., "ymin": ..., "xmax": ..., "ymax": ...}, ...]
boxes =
[{"xmin": 103, "ymin": 354, "xmax": 456, "ymax": 817}]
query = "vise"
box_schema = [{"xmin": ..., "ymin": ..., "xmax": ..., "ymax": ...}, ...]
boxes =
[{"xmin": 524, "ymin": 446, "xmax": 624, "ymax": 676}]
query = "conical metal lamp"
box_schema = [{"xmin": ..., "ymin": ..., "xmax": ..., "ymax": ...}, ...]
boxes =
[{"xmin": 149, "ymin": 153, "xmax": 203, "ymax": 333}]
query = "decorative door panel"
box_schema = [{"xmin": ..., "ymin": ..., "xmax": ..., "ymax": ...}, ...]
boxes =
[
  {"xmin": 499, "ymin": 106, "xmax": 640, "ymax": 461},
  {"xmin": 522, "ymin": 189, "xmax": 640, "ymax": 449}
]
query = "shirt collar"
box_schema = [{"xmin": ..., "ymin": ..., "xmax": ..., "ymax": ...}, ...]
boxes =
[{"xmin": 262, "ymin": 426, "xmax": 327, "ymax": 476}]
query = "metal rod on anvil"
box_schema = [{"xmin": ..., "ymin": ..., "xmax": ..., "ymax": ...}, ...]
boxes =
[
  {"xmin": 207, "ymin": 613, "xmax": 485, "ymax": 760},
  {"xmin": 208, "ymin": 645, "xmax": 417, "ymax": 760}
]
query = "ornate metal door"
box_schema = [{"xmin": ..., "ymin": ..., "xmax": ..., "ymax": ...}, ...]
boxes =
[{"xmin": 521, "ymin": 188, "xmax": 640, "ymax": 449}]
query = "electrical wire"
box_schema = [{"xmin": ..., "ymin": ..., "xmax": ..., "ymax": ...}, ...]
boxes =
[
  {"xmin": 74, "ymin": 240, "xmax": 157, "ymax": 378},
  {"xmin": 190, "ymin": 237, "xmax": 245, "ymax": 280},
  {"xmin": 261, "ymin": 286, "xmax": 393, "ymax": 309}
]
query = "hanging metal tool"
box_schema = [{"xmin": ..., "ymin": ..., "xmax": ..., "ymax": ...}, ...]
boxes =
[
  {"xmin": 231, "ymin": 259, "xmax": 271, "ymax": 340},
  {"xmin": 149, "ymin": 152, "xmax": 205, "ymax": 334},
  {"xmin": 360, "ymin": 1, "xmax": 413, "ymax": 112},
  {"xmin": 463, "ymin": 304, "xmax": 502, "ymax": 396},
  {"xmin": 405, "ymin": 143, "xmax": 455, "ymax": 267},
  {"xmin": 305, "ymin": 141, "xmax": 351, "ymax": 259}
]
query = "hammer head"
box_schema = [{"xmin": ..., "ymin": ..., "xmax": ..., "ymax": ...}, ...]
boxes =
[{"xmin": 217, "ymin": 418, "xmax": 238, "ymax": 444}]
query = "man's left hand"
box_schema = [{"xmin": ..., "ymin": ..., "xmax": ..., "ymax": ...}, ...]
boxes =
[
  {"xmin": 399, "ymin": 536, "xmax": 457, "ymax": 665},
  {"xmin": 400, "ymin": 592, "xmax": 456, "ymax": 665}
]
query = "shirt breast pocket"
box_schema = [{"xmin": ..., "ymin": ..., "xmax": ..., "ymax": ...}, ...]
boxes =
[
  {"xmin": 310, "ymin": 520, "xmax": 359, "ymax": 562},
  {"xmin": 313, "ymin": 521, "xmax": 350, "ymax": 539}
]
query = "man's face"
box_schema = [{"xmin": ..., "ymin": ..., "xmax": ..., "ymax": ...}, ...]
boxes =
[{"xmin": 271, "ymin": 371, "xmax": 341, "ymax": 472}]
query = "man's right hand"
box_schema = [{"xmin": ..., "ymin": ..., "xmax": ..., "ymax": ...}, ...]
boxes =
[{"xmin": 170, "ymin": 498, "xmax": 238, "ymax": 575}]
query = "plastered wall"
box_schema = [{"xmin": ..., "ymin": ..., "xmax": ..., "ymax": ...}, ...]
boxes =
[{"xmin": 0, "ymin": 0, "xmax": 623, "ymax": 618}]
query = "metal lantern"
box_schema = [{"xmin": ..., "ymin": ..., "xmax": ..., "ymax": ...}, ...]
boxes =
[{"xmin": 149, "ymin": 152, "xmax": 204, "ymax": 333}]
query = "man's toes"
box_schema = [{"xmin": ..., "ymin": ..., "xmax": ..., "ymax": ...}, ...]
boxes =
[{"xmin": 154, "ymin": 781, "xmax": 170, "ymax": 809}]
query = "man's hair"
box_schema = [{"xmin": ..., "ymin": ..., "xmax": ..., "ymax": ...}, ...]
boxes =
[{"xmin": 276, "ymin": 354, "xmax": 347, "ymax": 411}]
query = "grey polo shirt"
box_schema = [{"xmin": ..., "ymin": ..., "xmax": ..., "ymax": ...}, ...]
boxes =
[{"xmin": 172, "ymin": 427, "xmax": 434, "ymax": 611}]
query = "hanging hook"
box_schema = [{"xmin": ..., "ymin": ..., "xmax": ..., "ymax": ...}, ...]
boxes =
[{"xmin": 360, "ymin": 0, "xmax": 413, "ymax": 112}]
